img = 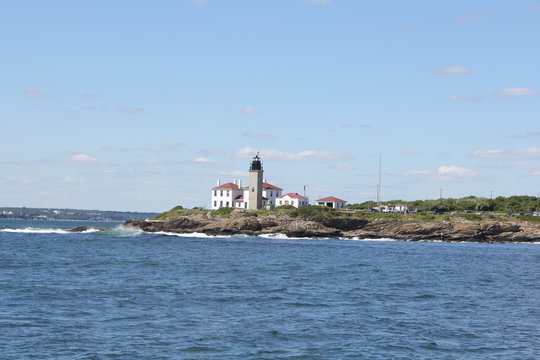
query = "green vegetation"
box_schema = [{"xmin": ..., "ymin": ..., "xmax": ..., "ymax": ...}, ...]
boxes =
[
  {"xmin": 154, "ymin": 195, "xmax": 540, "ymax": 223},
  {"xmin": 348, "ymin": 195, "xmax": 540, "ymax": 214},
  {"xmin": 153, "ymin": 206, "xmax": 189, "ymax": 220}
]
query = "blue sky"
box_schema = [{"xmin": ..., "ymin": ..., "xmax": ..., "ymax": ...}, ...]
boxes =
[{"xmin": 1, "ymin": 0, "xmax": 539, "ymax": 212}]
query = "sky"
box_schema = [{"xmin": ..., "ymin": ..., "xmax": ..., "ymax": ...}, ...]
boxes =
[{"xmin": 0, "ymin": 0, "xmax": 539, "ymax": 212}]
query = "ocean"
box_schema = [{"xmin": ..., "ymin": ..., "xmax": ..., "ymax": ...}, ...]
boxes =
[{"xmin": 1, "ymin": 219, "xmax": 538, "ymax": 359}]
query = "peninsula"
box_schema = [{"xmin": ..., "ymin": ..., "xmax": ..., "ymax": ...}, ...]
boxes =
[{"xmin": 125, "ymin": 207, "xmax": 540, "ymax": 243}]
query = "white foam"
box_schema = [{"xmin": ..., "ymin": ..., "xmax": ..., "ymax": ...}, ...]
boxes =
[
  {"xmin": 103, "ymin": 225, "xmax": 143, "ymax": 237},
  {"xmin": 348, "ymin": 237, "xmax": 400, "ymax": 242},
  {"xmin": 152, "ymin": 231, "xmax": 231, "ymax": 238},
  {"xmin": 258, "ymin": 233, "xmax": 329, "ymax": 240}
]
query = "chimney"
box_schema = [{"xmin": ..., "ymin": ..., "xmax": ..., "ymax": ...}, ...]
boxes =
[
  {"xmin": 239, "ymin": 179, "xmax": 242, "ymax": 188},
  {"xmin": 217, "ymin": 179, "xmax": 221, "ymax": 186}
]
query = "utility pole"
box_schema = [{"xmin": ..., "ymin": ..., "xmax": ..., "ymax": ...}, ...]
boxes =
[
  {"xmin": 439, "ymin": 188, "xmax": 443, "ymax": 200},
  {"xmin": 490, "ymin": 191, "xmax": 494, "ymax": 200},
  {"xmin": 377, "ymin": 154, "xmax": 382, "ymax": 210}
]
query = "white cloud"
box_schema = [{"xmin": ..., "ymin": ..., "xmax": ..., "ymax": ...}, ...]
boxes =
[
  {"xmin": 497, "ymin": 88, "xmax": 538, "ymax": 97},
  {"xmin": 60, "ymin": 176, "xmax": 81, "ymax": 183},
  {"xmin": 241, "ymin": 106, "xmax": 259, "ymax": 114},
  {"xmin": 448, "ymin": 94, "xmax": 483, "ymax": 101},
  {"xmin": 401, "ymin": 149, "xmax": 419, "ymax": 155},
  {"xmin": 24, "ymin": 89, "xmax": 51, "ymax": 98},
  {"xmin": 236, "ymin": 146, "xmax": 352, "ymax": 162},
  {"xmin": 193, "ymin": 157, "xmax": 217, "ymax": 167},
  {"xmin": 68, "ymin": 154, "xmax": 98, "ymax": 163},
  {"xmin": 243, "ymin": 131, "xmax": 278, "ymax": 140},
  {"xmin": 434, "ymin": 65, "xmax": 470, "ymax": 75},
  {"xmin": 532, "ymin": 171, "xmax": 540, "ymax": 177},
  {"xmin": 119, "ymin": 107, "xmax": 144, "ymax": 115},
  {"xmin": 403, "ymin": 166, "xmax": 479, "ymax": 181},
  {"xmin": 470, "ymin": 148, "xmax": 540, "ymax": 160},
  {"xmin": 437, "ymin": 165, "xmax": 479, "ymax": 178}
]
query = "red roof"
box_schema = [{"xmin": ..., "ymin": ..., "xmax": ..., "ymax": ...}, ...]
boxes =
[
  {"xmin": 316, "ymin": 196, "xmax": 346, "ymax": 203},
  {"xmin": 213, "ymin": 182, "xmax": 240, "ymax": 190},
  {"xmin": 278, "ymin": 192, "xmax": 309, "ymax": 200},
  {"xmin": 263, "ymin": 182, "xmax": 283, "ymax": 190},
  {"xmin": 235, "ymin": 195, "xmax": 244, "ymax": 202}
]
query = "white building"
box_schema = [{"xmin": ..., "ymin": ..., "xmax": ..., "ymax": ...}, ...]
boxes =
[
  {"xmin": 211, "ymin": 181, "xmax": 243, "ymax": 209},
  {"xmin": 276, "ymin": 193, "xmax": 310, "ymax": 208},
  {"xmin": 316, "ymin": 196, "xmax": 347, "ymax": 209},
  {"xmin": 211, "ymin": 180, "xmax": 283, "ymax": 210},
  {"xmin": 388, "ymin": 204, "xmax": 409, "ymax": 212}
]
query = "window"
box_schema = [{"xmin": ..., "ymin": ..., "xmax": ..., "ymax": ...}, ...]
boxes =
[
  {"xmin": 226, "ymin": 190, "xmax": 229, "ymax": 196},
  {"xmin": 214, "ymin": 201, "xmax": 217, "ymax": 207},
  {"xmin": 244, "ymin": 202, "xmax": 247, "ymax": 209},
  {"xmin": 220, "ymin": 190, "xmax": 223, "ymax": 196},
  {"xmin": 226, "ymin": 201, "xmax": 229, "ymax": 207},
  {"xmin": 270, "ymin": 191, "xmax": 273, "ymax": 197},
  {"xmin": 214, "ymin": 190, "xmax": 217, "ymax": 196},
  {"xmin": 220, "ymin": 201, "xmax": 223, "ymax": 207}
]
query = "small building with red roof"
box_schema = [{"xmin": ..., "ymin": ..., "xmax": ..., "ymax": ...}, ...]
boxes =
[
  {"xmin": 316, "ymin": 196, "xmax": 347, "ymax": 209},
  {"xmin": 277, "ymin": 193, "xmax": 310, "ymax": 208}
]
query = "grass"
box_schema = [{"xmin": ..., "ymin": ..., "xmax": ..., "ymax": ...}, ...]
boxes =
[{"xmin": 154, "ymin": 206, "xmax": 539, "ymax": 223}]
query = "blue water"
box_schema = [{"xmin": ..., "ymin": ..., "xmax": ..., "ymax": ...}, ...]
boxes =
[{"xmin": 1, "ymin": 219, "xmax": 539, "ymax": 359}]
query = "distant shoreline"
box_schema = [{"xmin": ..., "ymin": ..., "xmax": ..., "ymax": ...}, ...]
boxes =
[{"xmin": 0, "ymin": 207, "xmax": 158, "ymax": 222}]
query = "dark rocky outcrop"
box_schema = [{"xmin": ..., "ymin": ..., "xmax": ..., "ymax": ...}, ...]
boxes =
[
  {"xmin": 67, "ymin": 226, "xmax": 110, "ymax": 232},
  {"xmin": 124, "ymin": 215, "xmax": 540, "ymax": 243}
]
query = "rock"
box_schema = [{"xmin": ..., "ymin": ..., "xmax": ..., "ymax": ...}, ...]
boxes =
[
  {"xmin": 282, "ymin": 220, "xmax": 341, "ymax": 238},
  {"xmin": 124, "ymin": 216, "xmax": 540, "ymax": 242},
  {"xmin": 67, "ymin": 226, "xmax": 110, "ymax": 232},
  {"xmin": 318, "ymin": 217, "xmax": 368, "ymax": 231}
]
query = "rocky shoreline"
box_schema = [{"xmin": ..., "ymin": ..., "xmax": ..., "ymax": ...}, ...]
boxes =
[{"xmin": 124, "ymin": 213, "xmax": 540, "ymax": 243}]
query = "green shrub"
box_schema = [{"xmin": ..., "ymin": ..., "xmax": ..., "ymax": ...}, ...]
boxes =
[
  {"xmin": 276, "ymin": 205, "xmax": 295, "ymax": 210},
  {"xmin": 154, "ymin": 205, "xmax": 185, "ymax": 220},
  {"xmin": 213, "ymin": 207, "xmax": 235, "ymax": 217}
]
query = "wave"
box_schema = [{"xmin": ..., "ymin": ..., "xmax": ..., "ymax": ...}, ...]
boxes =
[
  {"xmin": 0, "ymin": 225, "xmax": 139, "ymax": 237},
  {"xmin": 348, "ymin": 237, "xmax": 400, "ymax": 242},
  {"xmin": 152, "ymin": 231, "xmax": 232, "ymax": 238},
  {"xmin": 101, "ymin": 226, "xmax": 143, "ymax": 237}
]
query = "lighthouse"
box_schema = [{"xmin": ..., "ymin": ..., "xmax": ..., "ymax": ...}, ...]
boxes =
[{"xmin": 248, "ymin": 153, "xmax": 263, "ymax": 210}]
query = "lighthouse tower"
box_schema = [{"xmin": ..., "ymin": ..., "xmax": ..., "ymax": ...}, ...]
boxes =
[{"xmin": 248, "ymin": 153, "xmax": 263, "ymax": 210}]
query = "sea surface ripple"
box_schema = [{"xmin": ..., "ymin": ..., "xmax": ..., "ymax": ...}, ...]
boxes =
[{"xmin": 1, "ymin": 219, "xmax": 539, "ymax": 359}]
